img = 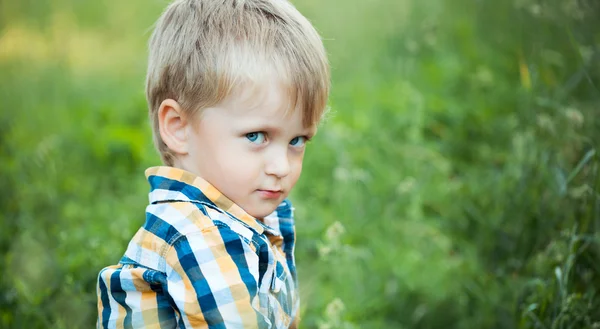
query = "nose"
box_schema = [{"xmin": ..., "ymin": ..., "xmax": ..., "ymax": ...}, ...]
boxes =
[{"xmin": 265, "ymin": 147, "xmax": 291, "ymax": 178}]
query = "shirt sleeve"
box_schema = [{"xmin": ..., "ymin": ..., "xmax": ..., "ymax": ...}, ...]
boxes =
[
  {"xmin": 97, "ymin": 265, "xmax": 177, "ymax": 329},
  {"xmin": 164, "ymin": 225, "xmax": 263, "ymax": 328}
]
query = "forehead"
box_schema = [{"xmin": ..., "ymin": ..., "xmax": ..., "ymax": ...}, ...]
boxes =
[{"xmin": 223, "ymin": 79, "xmax": 312, "ymax": 128}]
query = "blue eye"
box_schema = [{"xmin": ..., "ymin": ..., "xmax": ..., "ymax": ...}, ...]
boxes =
[
  {"xmin": 246, "ymin": 132, "xmax": 266, "ymax": 144},
  {"xmin": 290, "ymin": 136, "xmax": 307, "ymax": 147}
]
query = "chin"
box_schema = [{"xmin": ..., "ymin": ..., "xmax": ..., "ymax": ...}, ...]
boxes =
[
  {"xmin": 250, "ymin": 211, "xmax": 274, "ymax": 219},
  {"xmin": 248, "ymin": 206, "xmax": 279, "ymax": 219}
]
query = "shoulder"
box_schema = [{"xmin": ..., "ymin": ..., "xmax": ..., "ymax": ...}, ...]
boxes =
[
  {"xmin": 124, "ymin": 201, "xmax": 258, "ymax": 271},
  {"xmin": 145, "ymin": 201, "xmax": 215, "ymax": 238},
  {"xmin": 164, "ymin": 222, "xmax": 259, "ymax": 273}
]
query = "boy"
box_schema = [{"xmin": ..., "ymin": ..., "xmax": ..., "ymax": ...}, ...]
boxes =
[{"xmin": 96, "ymin": 0, "xmax": 329, "ymax": 328}]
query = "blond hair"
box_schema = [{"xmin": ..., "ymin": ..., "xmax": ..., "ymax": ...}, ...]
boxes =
[{"xmin": 146, "ymin": 0, "xmax": 330, "ymax": 165}]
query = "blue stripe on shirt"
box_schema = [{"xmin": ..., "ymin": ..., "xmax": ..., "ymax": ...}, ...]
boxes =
[
  {"xmin": 109, "ymin": 269, "xmax": 132, "ymax": 327},
  {"xmin": 172, "ymin": 235, "xmax": 225, "ymax": 328},
  {"xmin": 98, "ymin": 269, "xmax": 111, "ymax": 328}
]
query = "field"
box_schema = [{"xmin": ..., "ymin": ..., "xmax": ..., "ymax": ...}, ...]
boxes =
[{"xmin": 1, "ymin": 0, "xmax": 599, "ymax": 328}]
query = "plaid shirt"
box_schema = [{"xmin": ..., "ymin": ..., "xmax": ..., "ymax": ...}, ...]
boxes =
[{"xmin": 97, "ymin": 166, "xmax": 299, "ymax": 328}]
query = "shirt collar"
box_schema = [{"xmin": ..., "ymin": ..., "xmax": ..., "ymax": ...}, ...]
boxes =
[{"xmin": 145, "ymin": 166, "xmax": 284, "ymax": 235}]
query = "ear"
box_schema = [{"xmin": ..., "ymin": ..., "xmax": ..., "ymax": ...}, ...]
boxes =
[{"xmin": 158, "ymin": 99, "xmax": 191, "ymax": 156}]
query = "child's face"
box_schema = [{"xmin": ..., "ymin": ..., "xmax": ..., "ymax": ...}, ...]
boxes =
[{"xmin": 180, "ymin": 81, "xmax": 317, "ymax": 218}]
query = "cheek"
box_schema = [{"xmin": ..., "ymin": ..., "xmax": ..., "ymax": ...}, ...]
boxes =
[
  {"xmin": 215, "ymin": 139, "xmax": 253, "ymax": 169},
  {"xmin": 288, "ymin": 155, "xmax": 304, "ymax": 185},
  {"xmin": 219, "ymin": 150, "xmax": 261, "ymax": 181}
]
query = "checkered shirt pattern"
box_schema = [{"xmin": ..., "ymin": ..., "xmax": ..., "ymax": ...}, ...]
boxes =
[{"xmin": 97, "ymin": 166, "xmax": 299, "ymax": 328}]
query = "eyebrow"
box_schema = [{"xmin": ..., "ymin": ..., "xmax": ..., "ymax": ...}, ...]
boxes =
[{"xmin": 242, "ymin": 123, "xmax": 316, "ymax": 137}]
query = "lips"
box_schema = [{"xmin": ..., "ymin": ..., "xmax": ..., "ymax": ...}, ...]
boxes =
[{"xmin": 257, "ymin": 189, "xmax": 283, "ymax": 199}]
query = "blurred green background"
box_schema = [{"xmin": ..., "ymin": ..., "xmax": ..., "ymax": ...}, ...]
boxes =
[{"xmin": 1, "ymin": 0, "xmax": 599, "ymax": 328}]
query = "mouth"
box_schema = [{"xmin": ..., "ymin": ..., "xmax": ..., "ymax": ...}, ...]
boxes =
[{"xmin": 257, "ymin": 189, "xmax": 283, "ymax": 199}]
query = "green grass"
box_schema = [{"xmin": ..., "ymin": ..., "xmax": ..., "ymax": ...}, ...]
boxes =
[{"xmin": 1, "ymin": 0, "xmax": 598, "ymax": 328}]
